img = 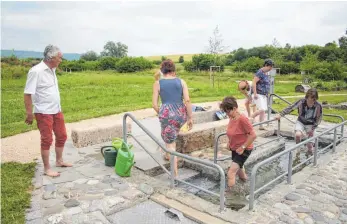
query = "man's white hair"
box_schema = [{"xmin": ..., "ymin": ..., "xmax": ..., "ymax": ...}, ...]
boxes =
[{"xmin": 43, "ymin": 45, "xmax": 61, "ymax": 61}]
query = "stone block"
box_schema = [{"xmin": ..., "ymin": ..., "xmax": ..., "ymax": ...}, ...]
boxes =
[
  {"xmin": 176, "ymin": 119, "xmax": 229, "ymax": 153},
  {"xmin": 192, "ymin": 109, "xmax": 219, "ymax": 124},
  {"xmin": 71, "ymin": 122, "xmax": 131, "ymax": 148}
]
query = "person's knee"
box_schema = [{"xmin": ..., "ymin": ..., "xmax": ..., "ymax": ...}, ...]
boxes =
[
  {"xmin": 41, "ymin": 134, "xmax": 53, "ymax": 150},
  {"xmin": 228, "ymin": 164, "xmax": 239, "ymax": 177},
  {"xmin": 295, "ymin": 131, "xmax": 302, "ymax": 138},
  {"xmin": 55, "ymin": 131, "xmax": 67, "ymax": 147}
]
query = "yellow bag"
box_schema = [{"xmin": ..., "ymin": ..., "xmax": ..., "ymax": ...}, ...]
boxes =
[{"xmin": 180, "ymin": 122, "xmax": 189, "ymax": 133}]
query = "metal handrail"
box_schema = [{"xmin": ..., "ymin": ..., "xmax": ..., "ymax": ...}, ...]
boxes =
[
  {"xmin": 214, "ymin": 118, "xmax": 281, "ymax": 164},
  {"xmin": 248, "ymin": 120, "xmax": 347, "ymax": 210},
  {"xmin": 122, "ymin": 113, "xmax": 226, "ymax": 211}
]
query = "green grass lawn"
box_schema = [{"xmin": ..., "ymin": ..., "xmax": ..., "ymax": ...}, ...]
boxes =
[
  {"xmin": 1, "ymin": 70, "xmax": 346, "ymax": 138},
  {"xmin": 1, "ymin": 162, "xmax": 36, "ymax": 224}
]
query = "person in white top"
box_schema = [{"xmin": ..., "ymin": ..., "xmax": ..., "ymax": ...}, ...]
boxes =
[
  {"xmin": 238, "ymin": 80, "xmax": 256, "ymax": 118},
  {"xmin": 24, "ymin": 45, "xmax": 72, "ymax": 177}
]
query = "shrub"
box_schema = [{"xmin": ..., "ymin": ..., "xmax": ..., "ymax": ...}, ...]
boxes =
[
  {"xmin": 1, "ymin": 63, "xmax": 28, "ymax": 79},
  {"xmin": 179, "ymin": 56, "xmax": 184, "ymax": 63},
  {"xmin": 116, "ymin": 57, "xmax": 153, "ymax": 73},
  {"xmin": 153, "ymin": 60, "xmax": 162, "ymax": 65},
  {"xmin": 314, "ymin": 61, "xmax": 344, "ymax": 81},
  {"xmin": 186, "ymin": 54, "xmax": 225, "ymax": 72},
  {"xmin": 183, "ymin": 61, "xmax": 195, "ymax": 72}
]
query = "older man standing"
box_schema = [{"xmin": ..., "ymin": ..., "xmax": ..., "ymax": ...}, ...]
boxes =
[{"xmin": 24, "ymin": 45, "xmax": 72, "ymax": 177}]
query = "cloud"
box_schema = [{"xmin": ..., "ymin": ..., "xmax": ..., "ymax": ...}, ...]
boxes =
[{"xmin": 1, "ymin": 1, "xmax": 347, "ymax": 56}]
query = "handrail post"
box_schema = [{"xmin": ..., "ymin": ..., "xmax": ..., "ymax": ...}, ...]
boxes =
[
  {"xmin": 123, "ymin": 113, "xmax": 128, "ymax": 143},
  {"xmin": 267, "ymin": 95, "xmax": 272, "ymax": 121},
  {"xmin": 333, "ymin": 128, "xmax": 337, "ymax": 153},
  {"xmin": 341, "ymin": 123, "xmax": 344, "ymax": 141},
  {"xmin": 287, "ymin": 151, "xmax": 293, "ymax": 184},
  {"xmin": 219, "ymin": 168, "xmax": 226, "ymax": 212},
  {"xmin": 249, "ymin": 167, "xmax": 258, "ymax": 210},
  {"xmin": 214, "ymin": 136, "xmax": 219, "ymax": 164},
  {"xmin": 170, "ymin": 155, "xmax": 175, "ymax": 188},
  {"xmin": 313, "ymin": 137, "xmax": 319, "ymax": 166},
  {"xmin": 277, "ymin": 119, "xmax": 281, "ymax": 137}
]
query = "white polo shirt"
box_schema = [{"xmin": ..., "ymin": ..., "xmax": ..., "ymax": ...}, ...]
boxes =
[{"xmin": 24, "ymin": 61, "xmax": 61, "ymax": 114}]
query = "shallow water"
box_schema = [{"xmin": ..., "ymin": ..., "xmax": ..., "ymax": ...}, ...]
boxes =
[{"xmin": 177, "ymin": 137, "xmax": 331, "ymax": 210}]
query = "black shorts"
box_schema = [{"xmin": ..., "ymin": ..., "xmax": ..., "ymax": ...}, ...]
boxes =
[{"xmin": 231, "ymin": 149, "xmax": 252, "ymax": 168}]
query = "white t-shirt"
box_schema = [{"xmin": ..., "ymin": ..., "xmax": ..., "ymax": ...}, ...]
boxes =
[{"xmin": 24, "ymin": 61, "xmax": 61, "ymax": 114}]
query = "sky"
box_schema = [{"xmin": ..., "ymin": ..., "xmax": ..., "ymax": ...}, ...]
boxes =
[{"xmin": 1, "ymin": 1, "xmax": 347, "ymax": 56}]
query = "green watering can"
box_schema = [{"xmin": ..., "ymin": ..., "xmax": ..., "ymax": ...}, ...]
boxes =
[
  {"xmin": 112, "ymin": 138, "xmax": 133, "ymax": 150},
  {"xmin": 101, "ymin": 146, "xmax": 117, "ymax": 167},
  {"xmin": 115, "ymin": 141, "xmax": 135, "ymax": 177}
]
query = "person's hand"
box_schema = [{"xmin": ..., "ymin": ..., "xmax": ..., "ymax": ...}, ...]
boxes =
[
  {"xmin": 275, "ymin": 114, "xmax": 281, "ymax": 120},
  {"xmin": 187, "ymin": 118, "xmax": 193, "ymax": 130},
  {"xmin": 253, "ymin": 94, "xmax": 258, "ymax": 100},
  {"xmin": 25, "ymin": 113, "xmax": 34, "ymax": 125},
  {"xmin": 236, "ymin": 147, "xmax": 245, "ymax": 155}
]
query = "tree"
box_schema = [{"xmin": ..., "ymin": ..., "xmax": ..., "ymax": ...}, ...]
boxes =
[
  {"xmin": 80, "ymin": 51, "xmax": 98, "ymax": 61},
  {"xmin": 338, "ymin": 36, "xmax": 347, "ymax": 50},
  {"xmin": 100, "ymin": 41, "xmax": 128, "ymax": 58},
  {"xmin": 179, "ymin": 56, "xmax": 184, "ymax": 63},
  {"xmin": 300, "ymin": 49, "xmax": 319, "ymax": 74},
  {"xmin": 272, "ymin": 38, "xmax": 281, "ymax": 48},
  {"xmin": 232, "ymin": 48, "xmax": 248, "ymax": 61},
  {"xmin": 206, "ymin": 25, "xmax": 228, "ymax": 54},
  {"xmin": 161, "ymin": 56, "xmax": 167, "ymax": 61}
]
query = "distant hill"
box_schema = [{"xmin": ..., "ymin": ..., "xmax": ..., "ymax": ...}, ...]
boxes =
[{"xmin": 1, "ymin": 50, "xmax": 81, "ymax": 61}]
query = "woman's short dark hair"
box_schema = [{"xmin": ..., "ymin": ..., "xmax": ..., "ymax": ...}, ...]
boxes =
[
  {"xmin": 161, "ymin": 59, "xmax": 176, "ymax": 74},
  {"xmin": 305, "ymin": 88, "xmax": 319, "ymax": 100},
  {"xmin": 220, "ymin": 96, "xmax": 238, "ymax": 112},
  {"xmin": 264, "ymin": 59, "xmax": 274, "ymax": 67}
]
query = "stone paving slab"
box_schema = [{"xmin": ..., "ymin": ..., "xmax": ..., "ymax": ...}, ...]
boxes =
[
  {"xmin": 155, "ymin": 168, "xmax": 200, "ymax": 183},
  {"xmin": 107, "ymin": 200, "xmax": 198, "ymax": 224}
]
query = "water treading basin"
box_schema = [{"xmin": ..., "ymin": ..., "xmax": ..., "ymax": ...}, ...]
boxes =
[{"xmin": 167, "ymin": 135, "xmax": 332, "ymax": 211}]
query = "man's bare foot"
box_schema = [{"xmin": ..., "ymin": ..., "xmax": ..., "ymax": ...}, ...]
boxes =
[
  {"xmin": 56, "ymin": 161, "xmax": 73, "ymax": 167},
  {"xmin": 44, "ymin": 169, "xmax": 60, "ymax": 177}
]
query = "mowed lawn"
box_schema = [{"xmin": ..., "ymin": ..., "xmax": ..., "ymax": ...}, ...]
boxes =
[{"xmin": 1, "ymin": 70, "xmax": 347, "ymax": 138}]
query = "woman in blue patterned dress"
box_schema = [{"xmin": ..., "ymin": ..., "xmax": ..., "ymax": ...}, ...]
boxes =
[{"xmin": 152, "ymin": 59, "xmax": 193, "ymax": 176}]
